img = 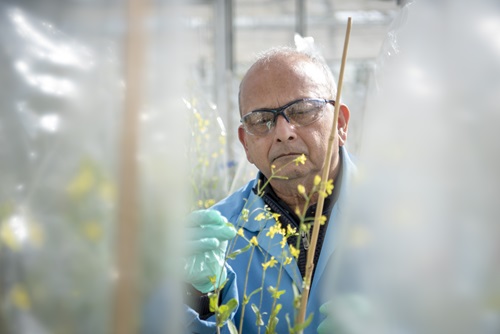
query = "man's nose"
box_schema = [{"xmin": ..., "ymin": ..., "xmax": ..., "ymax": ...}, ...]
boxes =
[{"xmin": 274, "ymin": 114, "xmax": 296, "ymax": 142}]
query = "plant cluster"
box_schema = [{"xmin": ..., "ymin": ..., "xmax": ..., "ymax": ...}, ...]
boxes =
[{"xmin": 205, "ymin": 155, "xmax": 334, "ymax": 334}]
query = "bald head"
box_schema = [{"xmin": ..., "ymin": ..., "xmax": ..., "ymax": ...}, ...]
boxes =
[{"xmin": 238, "ymin": 47, "xmax": 337, "ymax": 117}]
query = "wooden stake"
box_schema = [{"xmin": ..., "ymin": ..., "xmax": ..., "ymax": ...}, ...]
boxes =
[
  {"xmin": 112, "ymin": 0, "xmax": 147, "ymax": 333},
  {"xmin": 295, "ymin": 17, "xmax": 352, "ymax": 332}
]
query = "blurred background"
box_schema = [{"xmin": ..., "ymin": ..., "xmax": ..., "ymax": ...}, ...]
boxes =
[{"xmin": 2, "ymin": 0, "xmax": 499, "ymax": 333}]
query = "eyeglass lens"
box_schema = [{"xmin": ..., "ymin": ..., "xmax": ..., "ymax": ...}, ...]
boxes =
[{"xmin": 242, "ymin": 99, "xmax": 331, "ymax": 135}]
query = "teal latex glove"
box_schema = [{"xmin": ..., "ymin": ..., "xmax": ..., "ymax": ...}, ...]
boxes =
[
  {"xmin": 317, "ymin": 301, "xmax": 335, "ymax": 334},
  {"xmin": 317, "ymin": 295, "xmax": 372, "ymax": 334},
  {"xmin": 184, "ymin": 210, "xmax": 236, "ymax": 294}
]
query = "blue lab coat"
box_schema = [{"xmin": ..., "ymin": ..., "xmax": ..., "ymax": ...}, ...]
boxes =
[{"xmin": 185, "ymin": 146, "xmax": 356, "ymax": 334}]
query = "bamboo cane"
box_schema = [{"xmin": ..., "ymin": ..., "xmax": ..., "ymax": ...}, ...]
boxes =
[
  {"xmin": 295, "ymin": 17, "xmax": 352, "ymax": 332},
  {"xmin": 112, "ymin": 0, "xmax": 147, "ymax": 333}
]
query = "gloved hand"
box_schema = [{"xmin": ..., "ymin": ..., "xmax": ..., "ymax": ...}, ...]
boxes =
[
  {"xmin": 317, "ymin": 294, "xmax": 372, "ymax": 334},
  {"xmin": 184, "ymin": 209, "xmax": 236, "ymax": 294},
  {"xmin": 317, "ymin": 301, "xmax": 335, "ymax": 334}
]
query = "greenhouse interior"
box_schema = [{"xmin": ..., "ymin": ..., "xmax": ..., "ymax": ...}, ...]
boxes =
[{"xmin": 1, "ymin": 0, "xmax": 499, "ymax": 333}]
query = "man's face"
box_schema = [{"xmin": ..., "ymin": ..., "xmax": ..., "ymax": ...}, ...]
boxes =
[{"xmin": 238, "ymin": 55, "xmax": 349, "ymax": 185}]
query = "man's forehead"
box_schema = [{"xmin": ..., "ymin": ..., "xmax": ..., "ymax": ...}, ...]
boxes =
[
  {"xmin": 239, "ymin": 56, "xmax": 329, "ymax": 111},
  {"xmin": 246, "ymin": 54, "xmax": 315, "ymax": 78}
]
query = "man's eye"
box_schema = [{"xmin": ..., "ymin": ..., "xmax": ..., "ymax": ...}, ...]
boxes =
[
  {"xmin": 289, "ymin": 109, "xmax": 308, "ymax": 115},
  {"xmin": 253, "ymin": 114, "xmax": 273, "ymax": 125},
  {"xmin": 288, "ymin": 107, "xmax": 313, "ymax": 116}
]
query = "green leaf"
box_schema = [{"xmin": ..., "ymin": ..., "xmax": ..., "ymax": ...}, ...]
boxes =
[
  {"xmin": 251, "ymin": 303, "xmax": 264, "ymax": 326},
  {"xmin": 266, "ymin": 304, "xmax": 282, "ymax": 334},
  {"xmin": 227, "ymin": 243, "xmax": 252, "ymax": 259},
  {"xmin": 209, "ymin": 293, "xmax": 219, "ymax": 313},
  {"xmin": 269, "ymin": 303, "xmax": 282, "ymax": 320},
  {"xmin": 227, "ymin": 319, "xmax": 238, "ymax": 334},
  {"xmin": 217, "ymin": 298, "xmax": 238, "ymax": 325},
  {"xmin": 285, "ymin": 314, "xmax": 294, "ymax": 334},
  {"xmin": 265, "ymin": 317, "xmax": 279, "ymax": 334}
]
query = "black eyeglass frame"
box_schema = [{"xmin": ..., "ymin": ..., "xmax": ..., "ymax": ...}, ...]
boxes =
[{"xmin": 240, "ymin": 98, "xmax": 335, "ymax": 135}]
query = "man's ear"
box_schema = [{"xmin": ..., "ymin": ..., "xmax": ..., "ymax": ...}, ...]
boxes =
[
  {"xmin": 337, "ymin": 104, "xmax": 350, "ymax": 146},
  {"xmin": 238, "ymin": 125, "xmax": 254, "ymax": 164}
]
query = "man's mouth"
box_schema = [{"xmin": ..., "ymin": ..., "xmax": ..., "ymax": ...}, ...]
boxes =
[{"xmin": 272, "ymin": 153, "xmax": 302, "ymax": 163}]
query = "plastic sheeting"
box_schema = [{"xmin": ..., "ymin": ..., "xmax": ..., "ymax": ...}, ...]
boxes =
[
  {"xmin": 0, "ymin": 4, "xmax": 120, "ymax": 333},
  {"xmin": 0, "ymin": 1, "xmax": 216, "ymax": 333},
  {"xmin": 327, "ymin": 1, "xmax": 500, "ymax": 333}
]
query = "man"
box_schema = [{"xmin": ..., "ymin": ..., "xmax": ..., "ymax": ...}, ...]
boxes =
[{"xmin": 181, "ymin": 46, "xmax": 354, "ymax": 333}]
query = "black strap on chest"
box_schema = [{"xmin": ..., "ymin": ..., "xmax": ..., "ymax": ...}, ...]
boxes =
[{"xmin": 253, "ymin": 175, "xmax": 335, "ymax": 281}]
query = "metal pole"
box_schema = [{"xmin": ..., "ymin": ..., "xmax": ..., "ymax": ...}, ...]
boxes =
[
  {"xmin": 214, "ymin": 0, "xmax": 235, "ymax": 183},
  {"xmin": 214, "ymin": 0, "xmax": 233, "ymax": 95},
  {"xmin": 296, "ymin": 0, "xmax": 306, "ymax": 35},
  {"xmin": 225, "ymin": 0, "xmax": 234, "ymax": 72}
]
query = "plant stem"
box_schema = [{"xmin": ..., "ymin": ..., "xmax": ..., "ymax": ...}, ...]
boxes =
[
  {"xmin": 265, "ymin": 264, "xmax": 284, "ymax": 334},
  {"xmin": 295, "ymin": 17, "xmax": 352, "ymax": 333},
  {"xmin": 239, "ymin": 246, "xmax": 256, "ymax": 334}
]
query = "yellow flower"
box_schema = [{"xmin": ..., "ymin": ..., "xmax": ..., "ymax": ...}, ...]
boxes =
[
  {"xmin": 268, "ymin": 286, "xmax": 285, "ymax": 299},
  {"xmin": 289, "ymin": 245, "xmax": 300, "ymax": 258},
  {"xmin": 255, "ymin": 212, "xmax": 266, "ymax": 221},
  {"xmin": 99, "ymin": 181, "xmax": 116, "ymax": 202},
  {"xmin": 294, "ymin": 154, "xmax": 307, "ymax": 165},
  {"xmin": 262, "ymin": 256, "xmax": 278, "ymax": 270},
  {"xmin": 284, "ymin": 257, "xmax": 293, "ymax": 265},
  {"xmin": 326, "ymin": 179, "xmax": 334, "ymax": 195},
  {"xmin": 297, "ymin": 185, "xmax": 306, "ymax": 195},
  {"xmin": 286, "ymin": 225, "xmax": 297, "ymax": 236},
  {"xmin": 0, "ymin": 221, "xmax": 21, "ymax": 251},
  {"xmin": 250, "ymin": 236, "xmax": 259, "ymax": 246},
  {"xmin": 66, "ymin": 163, "xmax": 95, "ymax": 198},
  {"xmin": 271, "ymin": 213, "xmax": 281, "ymax": 222},
  {"xmin": 10, "ymin": 284, "xmax": 31, "ymax": 310},
  {"xmin": 266, "ymin": 223, "xmax": 282, "ymax": 239},
  {"xmin": 237, "ymin": 228, "xmax": 244, "ymax": 237},
  {"xmin": 82, "ymin": 221, "xmax": 102, "ymax": 242},
  {"xmin": 241, "ymin": 209, "xmax": 249, "ymax": 222},
  {"xmin": 319, "ymin": 215, "xmax": 327, "ymax": 225},
  {"xmin": 280, "ymin": 236, "xmax": 287, "ymax": 248},
  {"xmin": 314, "ymin": 175, "xmax": 321, "ymax": 186},
  {"xmin": 294, "ymin": 207, "xmax": 301, "ymax": 216},
  {"xmin": 204, "ymin": 199, "xmax": 216, "ymax": 208}
]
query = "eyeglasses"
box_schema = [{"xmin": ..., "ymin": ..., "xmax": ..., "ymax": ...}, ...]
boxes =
[{"xmin": 241, "ymin": 98, "xmax": 335, "ymax": 136}]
